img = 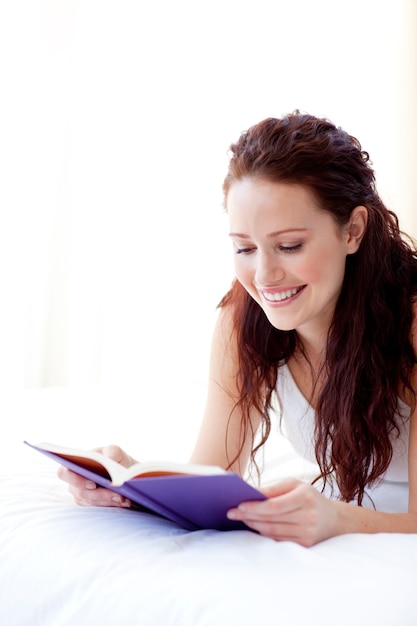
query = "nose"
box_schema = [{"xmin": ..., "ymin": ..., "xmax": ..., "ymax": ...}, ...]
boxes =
[{"xmin": 255, "ymin": 250, "xmax": 285, "ymax": 286}]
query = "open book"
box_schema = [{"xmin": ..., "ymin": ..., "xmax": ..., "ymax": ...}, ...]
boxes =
[{"xmin": 24, "ymin": 441, "xmax": 266, "ymax": 531}]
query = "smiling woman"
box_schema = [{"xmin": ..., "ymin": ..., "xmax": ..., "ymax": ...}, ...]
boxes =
[
  {"xmin": 227, "ymin": 180, "xmax": 367, "ymax": 337},
  {"xmin": 216, "ymin": 112, "xmax": 416, "ymax": 515}
]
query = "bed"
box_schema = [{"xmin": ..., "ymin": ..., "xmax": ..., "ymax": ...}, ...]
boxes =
[{"xmin": 2, "ymin": 380, "xmax": 417, "ymax": 626}]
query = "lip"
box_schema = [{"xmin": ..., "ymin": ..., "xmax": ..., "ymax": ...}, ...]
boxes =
[{"xmin": 259, "ymin": 285, "xmax": 306, "ymax": 306}]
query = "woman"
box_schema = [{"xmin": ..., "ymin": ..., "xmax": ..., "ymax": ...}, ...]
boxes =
[{"xmin": 59, "ymin": 111, "xmax": 417, "ymax": 546}]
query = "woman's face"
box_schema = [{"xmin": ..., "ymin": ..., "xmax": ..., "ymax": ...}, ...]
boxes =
[{"xmin": 227, "ymin": 178, "xmax": 358, "ymax": 343}]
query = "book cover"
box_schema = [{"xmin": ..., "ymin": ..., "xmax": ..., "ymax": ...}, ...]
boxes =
[{"xmin": 24, "ymin": 441, "xmax": 267, "ymax": 531}]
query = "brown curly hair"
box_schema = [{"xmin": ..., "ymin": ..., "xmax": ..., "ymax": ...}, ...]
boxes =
[{"xmin": 220, "ymin": 111, "xmax": 417, "ymax": 504}]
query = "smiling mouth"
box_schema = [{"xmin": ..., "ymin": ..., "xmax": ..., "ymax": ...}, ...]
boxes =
[{"xmin": 262, "ymin": 286, "xmax": 305, "ymax": 303}]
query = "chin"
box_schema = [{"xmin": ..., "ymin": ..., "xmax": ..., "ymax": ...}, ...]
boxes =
[{"xmin": 264, "ymin": 314, "xmax": 296, "ymax": 332}]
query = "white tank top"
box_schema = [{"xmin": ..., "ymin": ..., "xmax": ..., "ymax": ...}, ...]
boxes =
[{"xmin": 276, "ymin": 363, "xmax": 409, "ymax": 483}]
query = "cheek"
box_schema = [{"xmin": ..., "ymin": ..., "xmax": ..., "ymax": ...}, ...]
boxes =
[
  {"xmin": 234, "ymin": 259, "xmax": 259, "ymax": 297},
  {"xmin": 301, "ymin": 249, "xmax": 346, "ymax": 289},
  {"xmin": 233, "ymin": 258, "xmax": 251, "ymax": 283},
  {"xmin": 301, "ymin": 263, "xmax": 328, "ymax": 286},
  {"xmin": 295, "ymin": 247, "xmax": 345, "ymax": 286}
]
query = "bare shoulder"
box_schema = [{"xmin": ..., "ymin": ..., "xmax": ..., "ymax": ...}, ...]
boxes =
[
  {"xmin": 211, "ymin": 303, "xmax": 236, "ymax": 351},
  {"xmin": 208, "ymin": 305, "xmax": 240, "ymax": 392}
]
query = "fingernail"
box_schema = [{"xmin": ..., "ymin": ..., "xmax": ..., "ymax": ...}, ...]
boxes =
[
  {"xmin": 227, "ymin": 510, "xmax": 237, "ymax": 519},
  {"xmin": 85, "ymin": 481, "xmax": 96, "ymax": 490},
  {"xmin": 112, "ymin": 495, "xmax": 122, "ymax": 504}
]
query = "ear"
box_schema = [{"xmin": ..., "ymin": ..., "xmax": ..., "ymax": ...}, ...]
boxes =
[{"xmin": 346, "ymin": 205, "xmax": 368, "ymax": 254}]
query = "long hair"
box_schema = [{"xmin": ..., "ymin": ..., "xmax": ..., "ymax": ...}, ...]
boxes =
[{"xmin": 220, "ymin": 111, "xmax": 417, "ymax": 504}]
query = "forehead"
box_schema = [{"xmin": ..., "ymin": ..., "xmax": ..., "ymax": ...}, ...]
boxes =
[{"xmin": 227, "ymin": 178, "xmax": 326, "ymax": 228}]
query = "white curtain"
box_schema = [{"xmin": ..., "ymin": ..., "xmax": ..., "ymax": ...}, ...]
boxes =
[{"xmin": 1, "ymin": 0, "xmax": 416, "ymax": 391}]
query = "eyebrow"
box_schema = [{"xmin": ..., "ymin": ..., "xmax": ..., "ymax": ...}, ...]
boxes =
[{"xmin": 228, "ymin": 228, "xmax": 308, "ymax": 239}]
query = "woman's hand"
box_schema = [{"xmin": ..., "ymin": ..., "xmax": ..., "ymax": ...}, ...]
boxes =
[
  {"xmin": 227, "ymin": 478, "xmax": 340, "ymax": 547},
  {"xmin": 57, "ymin": 445, "xmax": 138, "ymax": 508}
]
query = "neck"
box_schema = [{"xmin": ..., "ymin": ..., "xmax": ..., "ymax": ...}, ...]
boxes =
[
  {"xmin": 295, "ymin": 332, "xmax": 327, "ymax": 368},
  {"xmin": 289, "ymin": 339, "xmax": 328, "ymax": 409}
]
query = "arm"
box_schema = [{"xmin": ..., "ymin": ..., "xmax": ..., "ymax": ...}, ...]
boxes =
[{"xmin": 189, "ymin": 306, "xmax": 261, "ymax": 475}]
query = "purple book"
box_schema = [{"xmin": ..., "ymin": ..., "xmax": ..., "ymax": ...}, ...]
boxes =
[{"xmin": 24, "ymin": 441, "xmax": 267, "ymax": 531}]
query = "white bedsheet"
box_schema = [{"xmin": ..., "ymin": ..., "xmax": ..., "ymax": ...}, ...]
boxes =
[{"xmin": 1, "ymin": 384, "xmax": 417, "ymax": 626}]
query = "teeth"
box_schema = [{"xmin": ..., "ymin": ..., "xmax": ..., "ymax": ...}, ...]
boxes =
[{"xmin": 263, "ymin": 288, "xmax": 300, "ymax": 302}]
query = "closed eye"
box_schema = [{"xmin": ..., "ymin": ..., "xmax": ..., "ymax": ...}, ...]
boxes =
[
  {"xmin": 278, "ymin": 243, "xmax": 303, "ymax": 253},
  {"xmin": 234, "ymin": 246, "xmax": 256, "ymax": 255}
]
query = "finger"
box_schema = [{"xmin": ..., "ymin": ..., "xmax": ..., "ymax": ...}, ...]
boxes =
[
  {"xmin": 254, "ymin": 494, "xmax": 303, "ymax": 516},
  {"xmin": 239, "ymin": 518, "xmax": 315, "ymax": 546},
  {"xmin": 260, "ymin": 478, "xmax": 303, "ymax": 498},
  {"xmin": 57, "ymin": 466, "xmax": 94, "ymax": 489},
  {"xmin": 94, "ymin": 445, "xmax": 137, "ymax": 468},
  {"xmin": 72, "ymin": 487, "xmax": 131, "ymax": 508},
  {"xmin": 94, "ymin": 445, "xmax": 124, "ymax": 462},
  {"xmin": 227, "ymin": 501, "xmax": 300, "ymax": 525},
  {"xmin": 228, "ymin": 489, "xmax": 304, "ymax": 521},
  {"xmin": 228, "ymin": 500, "xmax": 316, "ymax": 544},
  {"xmin": 57, "ymin": 467, "xmax": 131, "ymax": 508}
]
